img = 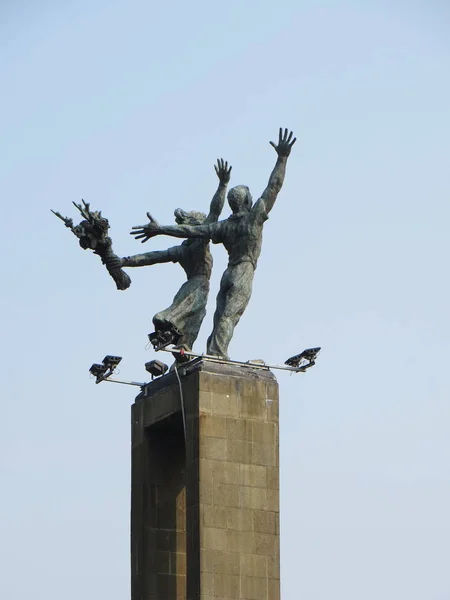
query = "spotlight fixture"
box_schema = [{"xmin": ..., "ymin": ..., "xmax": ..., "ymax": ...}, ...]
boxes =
[
  {"xmin": 284, "ymin": 347, "xmax": 321, "ymax": 371},
  {"xmin": 148, "ymin": 325, "xmax": 182, "ymax": 351},
  {"xmin": 145, "ymin": 360, "xmax": 169, "ymax": 380},
  {"xmin": 89, "ymin": 355, "xmax": 122, "ymax": 383}
]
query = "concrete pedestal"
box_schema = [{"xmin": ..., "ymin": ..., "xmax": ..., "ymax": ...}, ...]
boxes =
[{"xmin": 131, "ymin": 359, "xmax": 280, "ymax": 600}]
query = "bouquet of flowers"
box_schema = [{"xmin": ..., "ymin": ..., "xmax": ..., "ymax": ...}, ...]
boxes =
[{"xmin": 51, "ymin": 200, "xmax": 131, "ymax": 290}]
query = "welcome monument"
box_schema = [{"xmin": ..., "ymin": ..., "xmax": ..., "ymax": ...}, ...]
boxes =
[{"xmin": 53, "ymin": 128, "xmax": 319, "ymax": 599}]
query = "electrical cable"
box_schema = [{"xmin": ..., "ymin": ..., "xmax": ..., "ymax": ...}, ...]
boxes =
[{"xmin": 173, "ymin": 362, "xmax": 186, "ymax": 442}]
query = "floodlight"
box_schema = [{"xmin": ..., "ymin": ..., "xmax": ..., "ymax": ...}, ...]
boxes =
[
  {"xmin": 103, "ymin": 355, "xmax": 122, "ymax": 369},
  {"xmin": 284, "ymin": 347, "xmax": 321, "ymax": 370},
  {"xmin": 89, "ymin": 363, "xmax": 107, "ymax": 380},
  {"xmin": 89, "ymin": 355, "xmax": 123, "ymax": 383},
  {"xmin": 145, "ymin": 360, "xmax": 169, "ymax": 379},
  {"xmin": 148, "ymin": 325, "xmax": 182, "ymax": 351}
]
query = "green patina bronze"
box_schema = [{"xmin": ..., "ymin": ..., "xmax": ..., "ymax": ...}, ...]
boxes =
[{"xmin": 131, "ymin": 129, "xmax": 296, "ymax": 358}]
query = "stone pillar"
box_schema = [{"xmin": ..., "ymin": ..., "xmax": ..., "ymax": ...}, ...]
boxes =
[{"xmin": 131, "ymin": 359, "xmax": 280, "ymax": 600}]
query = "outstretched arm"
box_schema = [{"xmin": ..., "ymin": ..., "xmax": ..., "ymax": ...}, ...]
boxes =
[
  {"xmin": 122, "ymin": 245, "xmax": 181, "ymax": 267},
  {"xmin": 130, "ymin": 213, "xmax": 212, "ymax": 243},
  {"xmin": 252, "ymin": 128, "xmax": 296, "ymax": 217},
  {"xmin": 207, "ymin": 158, "xmax": 232, "ymax": 224}
]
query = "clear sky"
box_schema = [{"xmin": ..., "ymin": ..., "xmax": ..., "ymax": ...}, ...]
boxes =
[{"xmin": 1, "ymin": 1, "xmax": 449, "ymax": 598}]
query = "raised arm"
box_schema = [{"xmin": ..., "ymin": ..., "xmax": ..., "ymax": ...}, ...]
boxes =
[
  {"xmin": 130, "ymin": 213, "xmax": 212, "ymax": 243},
  {"xmin": 206, "ymin": 158, "xmax": 232, "ymax": 224},
  {"xmin": 252, "ymin": 128, "xmax": 296, "ymax": 217},
  {"xmin": 121, "ymin": 245, "xmax": 181, "ymax": 267}
]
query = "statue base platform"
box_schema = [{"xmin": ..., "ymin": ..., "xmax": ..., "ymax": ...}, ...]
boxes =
[{"xmin": 131, "ymin": 359, "xmax": 280, "ymax": 600}]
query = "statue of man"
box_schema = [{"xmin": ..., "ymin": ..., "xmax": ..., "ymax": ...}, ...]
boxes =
[
  {"xmin": 119, "ymin": 159, "xmax": 232, "ymax": 351},
  {"xmin": 131, "ymin": 128, "xmax": 296, "ymax": 358}
]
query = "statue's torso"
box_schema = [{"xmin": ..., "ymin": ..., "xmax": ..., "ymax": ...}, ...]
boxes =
[
  {"xmin": 214, "ymin": 213, "xmax": 263, "ymax": 268},
  {"xmin": 179, "ymin": 238, "xmax": 213, "ymax": 279}
]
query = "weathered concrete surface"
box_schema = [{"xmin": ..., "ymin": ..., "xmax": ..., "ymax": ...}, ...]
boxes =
[{"xmin": 131, "ymin": 359, "xmax": 280, "ymax": 600}]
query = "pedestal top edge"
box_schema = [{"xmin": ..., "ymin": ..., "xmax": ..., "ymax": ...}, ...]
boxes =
[{"xmin": 134, "ymin": 357, "xmax": 277, "ymax": 402}]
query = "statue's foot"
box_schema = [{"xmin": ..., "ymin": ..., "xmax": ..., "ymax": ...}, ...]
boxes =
[
  {"xmin": 206, "ymin": 351, "xmax": 230, "ymax": 361},
  {"xmin": 153, "ymin": 318, "xmax": 177, "ymax": 332}
]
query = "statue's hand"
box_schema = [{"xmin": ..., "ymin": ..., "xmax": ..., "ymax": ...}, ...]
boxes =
[
  {"xmin": 130, "ymin": 213, "xmax": 161, "ymax": 243},
  {"xmin": 106, "ymin": 256, "xmax": 124, "ymax": 269},
  {"xmin": 270, "ymin": 128, "xmax": 296, "ymax": 158},
  {"xmin": 214, "ymin": 158, "xmax": 232, "ymax": 185}
]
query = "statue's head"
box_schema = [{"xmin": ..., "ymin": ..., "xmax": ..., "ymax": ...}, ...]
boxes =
[
  {"xmin": 227, "ymin": 185, "xmax": 253, "ymax": 214},
  {"xmin": 174, "ymin": 208, "xmax": 206, "ymax": 225}
]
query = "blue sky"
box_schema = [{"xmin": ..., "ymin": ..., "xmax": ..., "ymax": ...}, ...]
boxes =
[{"xmin": 1, "ymin": 1, "xmax": 449, "ymax": 598}]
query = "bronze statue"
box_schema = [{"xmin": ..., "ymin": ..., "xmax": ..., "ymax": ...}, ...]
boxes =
[{"xmin": 131, "ymin": 128, "xmax": 296, "ymax": 358}]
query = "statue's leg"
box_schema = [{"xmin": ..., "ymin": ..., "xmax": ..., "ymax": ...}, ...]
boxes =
[
  {"xmin": 180, "ymin": 303, "xmax": 207, "ymax": 351},
  {"xmin": 152, "ymin": 278, "xmax": 194, "ymax": 335},
  {"xmin": 206, "ymin": 263, "xmax": 254, "ymax": 359},
  {"xmin": 154, "ymin": 278, "xmax": 209, "ymax": 351},
  {"xmin": 206, "ymin": 275, "xmax": 229, "ymax": 357}
]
